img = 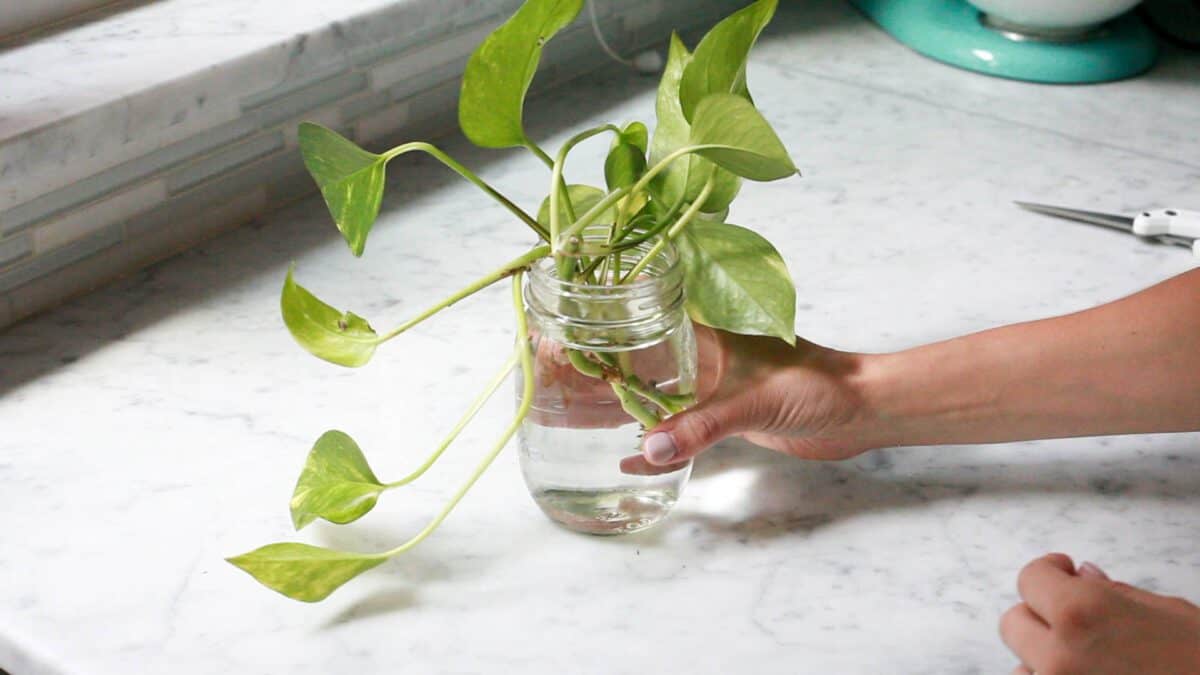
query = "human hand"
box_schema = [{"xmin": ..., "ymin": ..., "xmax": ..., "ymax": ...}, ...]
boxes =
[
  {"xmin": 624, "ymin": 325, "xmax": 877, "ymax": 473},
  {"xmin": 1000, "ymin": 553, "xmax": 1200, "ymax": 674}
]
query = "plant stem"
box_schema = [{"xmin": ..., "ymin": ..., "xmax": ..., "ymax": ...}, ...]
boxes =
[
  {"xmin": 567, "ymin": 349, "xmax": 605, "ymax": 378},
  {"xmin": 558, "ymin": 144, "xmax": 708, "ymax": 243},
  {"xmin": 655, "ymin": 192, "xmax": 688, "ymax": 230},
  {"xmin": 625, "ymin": 375, "xmax": 692, "ymax": 415},
  {"xmin": 567, "ymin": 349, "xmax": 686, "ymax": 419},
  {"xmin": 576, "ymin": 215, "xmax": 662, "ymax": 279},
  {"xmin": 549, "ymin": 125, "xmax": 618, "ymax": 250},
  {"xmin": 525, "ymin": 140, "xmax": 578, "ymax": 233},
  {"xmin": 384, "ymin": 351, "xmax": 519, "ymax": 489},
  {"xmin": 378, "ymin": 272, "xmax": 535, "ymax": 559},
  {"xmin": 611, "ymin": 381, "xmax": 660, "ymax": 428},
  {"xmin": 621, "ymin": 177, "xmax": 715, "ymax": 283},
  {"xmin": 524, "ymin": 141, "xmax": 556, "ymax": 171},
  {"xmin": 382, "ymin": 142, "xmax": 547, "ymax": 241},
  {"xmin": 567, "ymin": 185, "xmax": 630, "ymax": 245},
  {"xmin": 380, "ymin": 245, "xmax": 549, "ymax": 341}
]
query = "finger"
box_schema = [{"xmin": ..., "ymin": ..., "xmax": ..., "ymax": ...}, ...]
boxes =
[
  {"xmin": 999, "ymin": 603, "xmax": 1052, "ymax": 668},
  {"xmin": 619, "ymin": 454, "xmax": 691, "ymax": 476},
  {"xmin": 641, "ymin": 396, "xmax": 753, "ymax": 466},
  {"xmin": 1076, "ymin": 560, "xmax": 1109, "ymax": 581},
  {"xmin": 1074, "ymin": 563, "xmax": 1179, "ymax": 612},
  {"xmin": 1017, "ymin": 553, "xmax": 1078, "ymax": 622},
  {"xmin": 1010, "ymin": 666, "xmax": 1033, "ymax": 675}
]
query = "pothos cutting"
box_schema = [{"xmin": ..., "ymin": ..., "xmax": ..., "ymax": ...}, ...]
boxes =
[{"xmin": 228, "ymin": 0, "xmax": 799, "ymax": 602}]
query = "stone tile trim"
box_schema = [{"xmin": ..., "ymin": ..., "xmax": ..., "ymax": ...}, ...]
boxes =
[{"xmin": 0, "ymin": 0, "xmax": 738, "ymax": 329}]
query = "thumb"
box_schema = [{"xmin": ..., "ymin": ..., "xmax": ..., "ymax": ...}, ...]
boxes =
[
  {"xmin": 641, "ymin": 396, "xmax": 751, "ymax": 465},
  {"xmin": 1078, "ymin": 562, "xmax": 1178, "ymax": 608}
]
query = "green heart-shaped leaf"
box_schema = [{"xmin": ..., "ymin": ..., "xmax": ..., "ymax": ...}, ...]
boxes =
[
  {"xmin": 617, "ymin": 121, "xmax": 648, "ymax": 154},
  {"xmin": 649, "ymin": 34, "xmax": 742, "ymax": 214},
  {"xmin": 649, "ymin": 34, "xmax": 692, "ymax": 205},
  {"xmin": 226, "ymin": 543, "xmax": 386, "ymax": 603},
  {"xmin": 604, "ymin": 142, "xmax": 646, "ymax": 192},
  {"xmin": 298, "ymin": 123, "xmax": 386, "ymax": 257},
  {"xmin": 459, "ymin": 0, "xmax": 583, "ymax": 148},
  {"xmin": 290, "ymin": 430, "xmax": 386, "ymax": 530},
  {"xmin": 676, "ymin": 221, "xmax": 796, "ymax": 344},
  {"xmin": 678, "ymin": 0, "xmax": 777, "ymax": 123},
  {"xmin": 281, "ymin": 266, "xmax": 380, "ymax": 367},
  {"xmin": 689, "ymin": 93, "xmax": 797, "ymax": 181},
  {"xmin": 536, "ymin": 184, "xmax": 614, "ymax": 228}
]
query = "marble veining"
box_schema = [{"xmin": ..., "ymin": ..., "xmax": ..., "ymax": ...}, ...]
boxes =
[{"xmin": 0, "ymin": 2, "xmax": 1198, "ymax": 674}]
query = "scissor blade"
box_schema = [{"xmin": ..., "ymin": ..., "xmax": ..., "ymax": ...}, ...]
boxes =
[{"xmin": 1014, "ymin": 201, "xmax": 1135, "ymax": 233}]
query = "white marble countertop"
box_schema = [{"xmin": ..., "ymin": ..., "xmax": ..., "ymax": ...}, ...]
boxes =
[{"xmin": 2, "ymin": 2, "xmax": 1199, "ymax": 673}]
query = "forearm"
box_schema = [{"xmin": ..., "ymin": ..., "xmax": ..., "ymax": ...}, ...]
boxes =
[{"xmin": 856, "ymin": 269, "xmax": 1200, "ymax": 447}]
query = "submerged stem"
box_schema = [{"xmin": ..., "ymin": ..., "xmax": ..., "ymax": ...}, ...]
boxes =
[{"xmin": 610, "ymin": 381, "xmax": 660, "ymax": 428}]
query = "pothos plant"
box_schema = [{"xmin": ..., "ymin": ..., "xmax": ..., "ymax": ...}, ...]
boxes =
[{"xmin": 228, "ymin": 0, "xmax": 798, "ymax": 602}]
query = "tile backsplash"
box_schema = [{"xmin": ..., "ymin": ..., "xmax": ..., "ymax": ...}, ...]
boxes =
[{"xmin": 0, "ymin": 0, "xmax": 741, "ymax": 329}]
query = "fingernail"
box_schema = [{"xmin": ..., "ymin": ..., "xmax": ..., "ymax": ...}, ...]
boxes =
[
  {"xmin": 643, "ymin": 432, "xmax": 677, "ymax": 465},
  {"xmin": 1077, "ymin": 561, "xmax": 1109, "ymax": 580}
]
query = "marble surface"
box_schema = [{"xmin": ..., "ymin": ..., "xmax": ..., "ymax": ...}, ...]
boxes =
[{"xmin": 1, "ymin": 2, "xmax": 1199, "ymax": 673}]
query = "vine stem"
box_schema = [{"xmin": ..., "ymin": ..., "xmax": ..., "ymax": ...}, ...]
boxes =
[
  {"xmin": 620, "ymin": 176, "xmax": 715, "ymax": 283},
  {"xmin": 380, "ymin": 245, "xmax": 549, "ymax": 341},
  {"xmin": 569, "ymin": 349, "xmax": 687, "ymax": 420},
  {"xmin": 525, "ymin": 140, "xmax": 578, "ymax": 228},
  {"xmin": 558, "ymin": 144, "xmax": 719, "ymax": 244},
  {"xmin": 384, "ymin": 351, "xmax": 519, "ymax": 489},
  {"xmin": 377, "ymin": 271, "xmax": 535, "ymax": 559},
  {"xmin": 382, "ymin": 142, "xmax": 546, "ymax": 240},
  {"xmin": 524, "ymin": 141, "xmax": 557, "ymax": 171},
  {"xmin": 610, "ymin": 380, "xmax": 660, "ymax": 428},
  {"xmin": 549, "ymin": 125, "xmax": 619, "ymax": 251}
]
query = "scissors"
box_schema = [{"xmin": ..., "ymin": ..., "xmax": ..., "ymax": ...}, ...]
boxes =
[{"xmin": 1015, "ymin": 202, "xmax": 1200, "ymax": 257}]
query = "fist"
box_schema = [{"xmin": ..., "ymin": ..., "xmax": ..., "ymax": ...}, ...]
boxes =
[{"xmin": 1000, "ymin": 553, "xmax": 1200, "ymax": 674}]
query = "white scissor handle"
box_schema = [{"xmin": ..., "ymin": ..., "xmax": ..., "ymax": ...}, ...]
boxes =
[
  {"xmin": 1133, "ymin": 208, "xmax": 1200, "ymax": 238},
  {"xmin": 1132, "ymin": 209, "xmax": 1200, "ymax": 258}
]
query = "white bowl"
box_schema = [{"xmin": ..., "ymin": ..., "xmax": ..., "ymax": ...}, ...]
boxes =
[{"xmin": 966, "ymin": 0, "xmax": 1142, "ymax": 31}]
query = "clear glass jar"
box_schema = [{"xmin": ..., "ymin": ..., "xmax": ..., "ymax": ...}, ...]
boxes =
[{"xmin": 516, "ymin": 238, "xmax": 696, "ymax": 535}]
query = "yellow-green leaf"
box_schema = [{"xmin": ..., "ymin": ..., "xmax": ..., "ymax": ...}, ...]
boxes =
[
  {"xmin": 459, "ymin": 0, "xmax": 583, "ymax": 148},
  {"xmin": 675, "ymin": 221, "xmax": 796, "ymax": 344},
  {"xmin": 616, "ymin": 121, "xmax": 648, "ymax": 154},
  {"xmin": 290, "ymin": 430, "xmax": 386, "ymax": 530},
  {"xmin": 281, "ymin": 266, "xmax": 379, "ymax": 367},
  {"xmin": 689, "ymin": 93, "xmax": 797, "ymax": 181},
  {"xmin": 536, "ymin": 184, "xmax": 614, "ymax": 228},
  {"xmin": 604, "ymin": 142, "xmax": 646, "ymax": 192},
  {"xmin": 298, "ymin": 123, "xmax": 386, "ymax": 257},
  {"xmin": 678, "ymin": 0, "xmax": 777, "ymax": 123},
  {"xmin": 648, "ymin": 34, "xmax": 741, "ymax": 213},
  {"xmin": 226, "ymin": 543, "xmax": 385, "ymax": 603}
]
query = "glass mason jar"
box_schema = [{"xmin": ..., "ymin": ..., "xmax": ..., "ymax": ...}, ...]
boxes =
[{"xmin": 516, "ymin": 237, "xmax": 697, "ymax": 535}]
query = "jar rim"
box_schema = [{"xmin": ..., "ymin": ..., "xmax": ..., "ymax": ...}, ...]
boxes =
[{"xmin": 523, "ymin": 231, "xmax": 686, "ymax": 351}]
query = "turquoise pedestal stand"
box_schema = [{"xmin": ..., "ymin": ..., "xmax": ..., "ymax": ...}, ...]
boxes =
[{"xmin": 851, "ymin": 0, "xmax": 1158, "ymax": 84}]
